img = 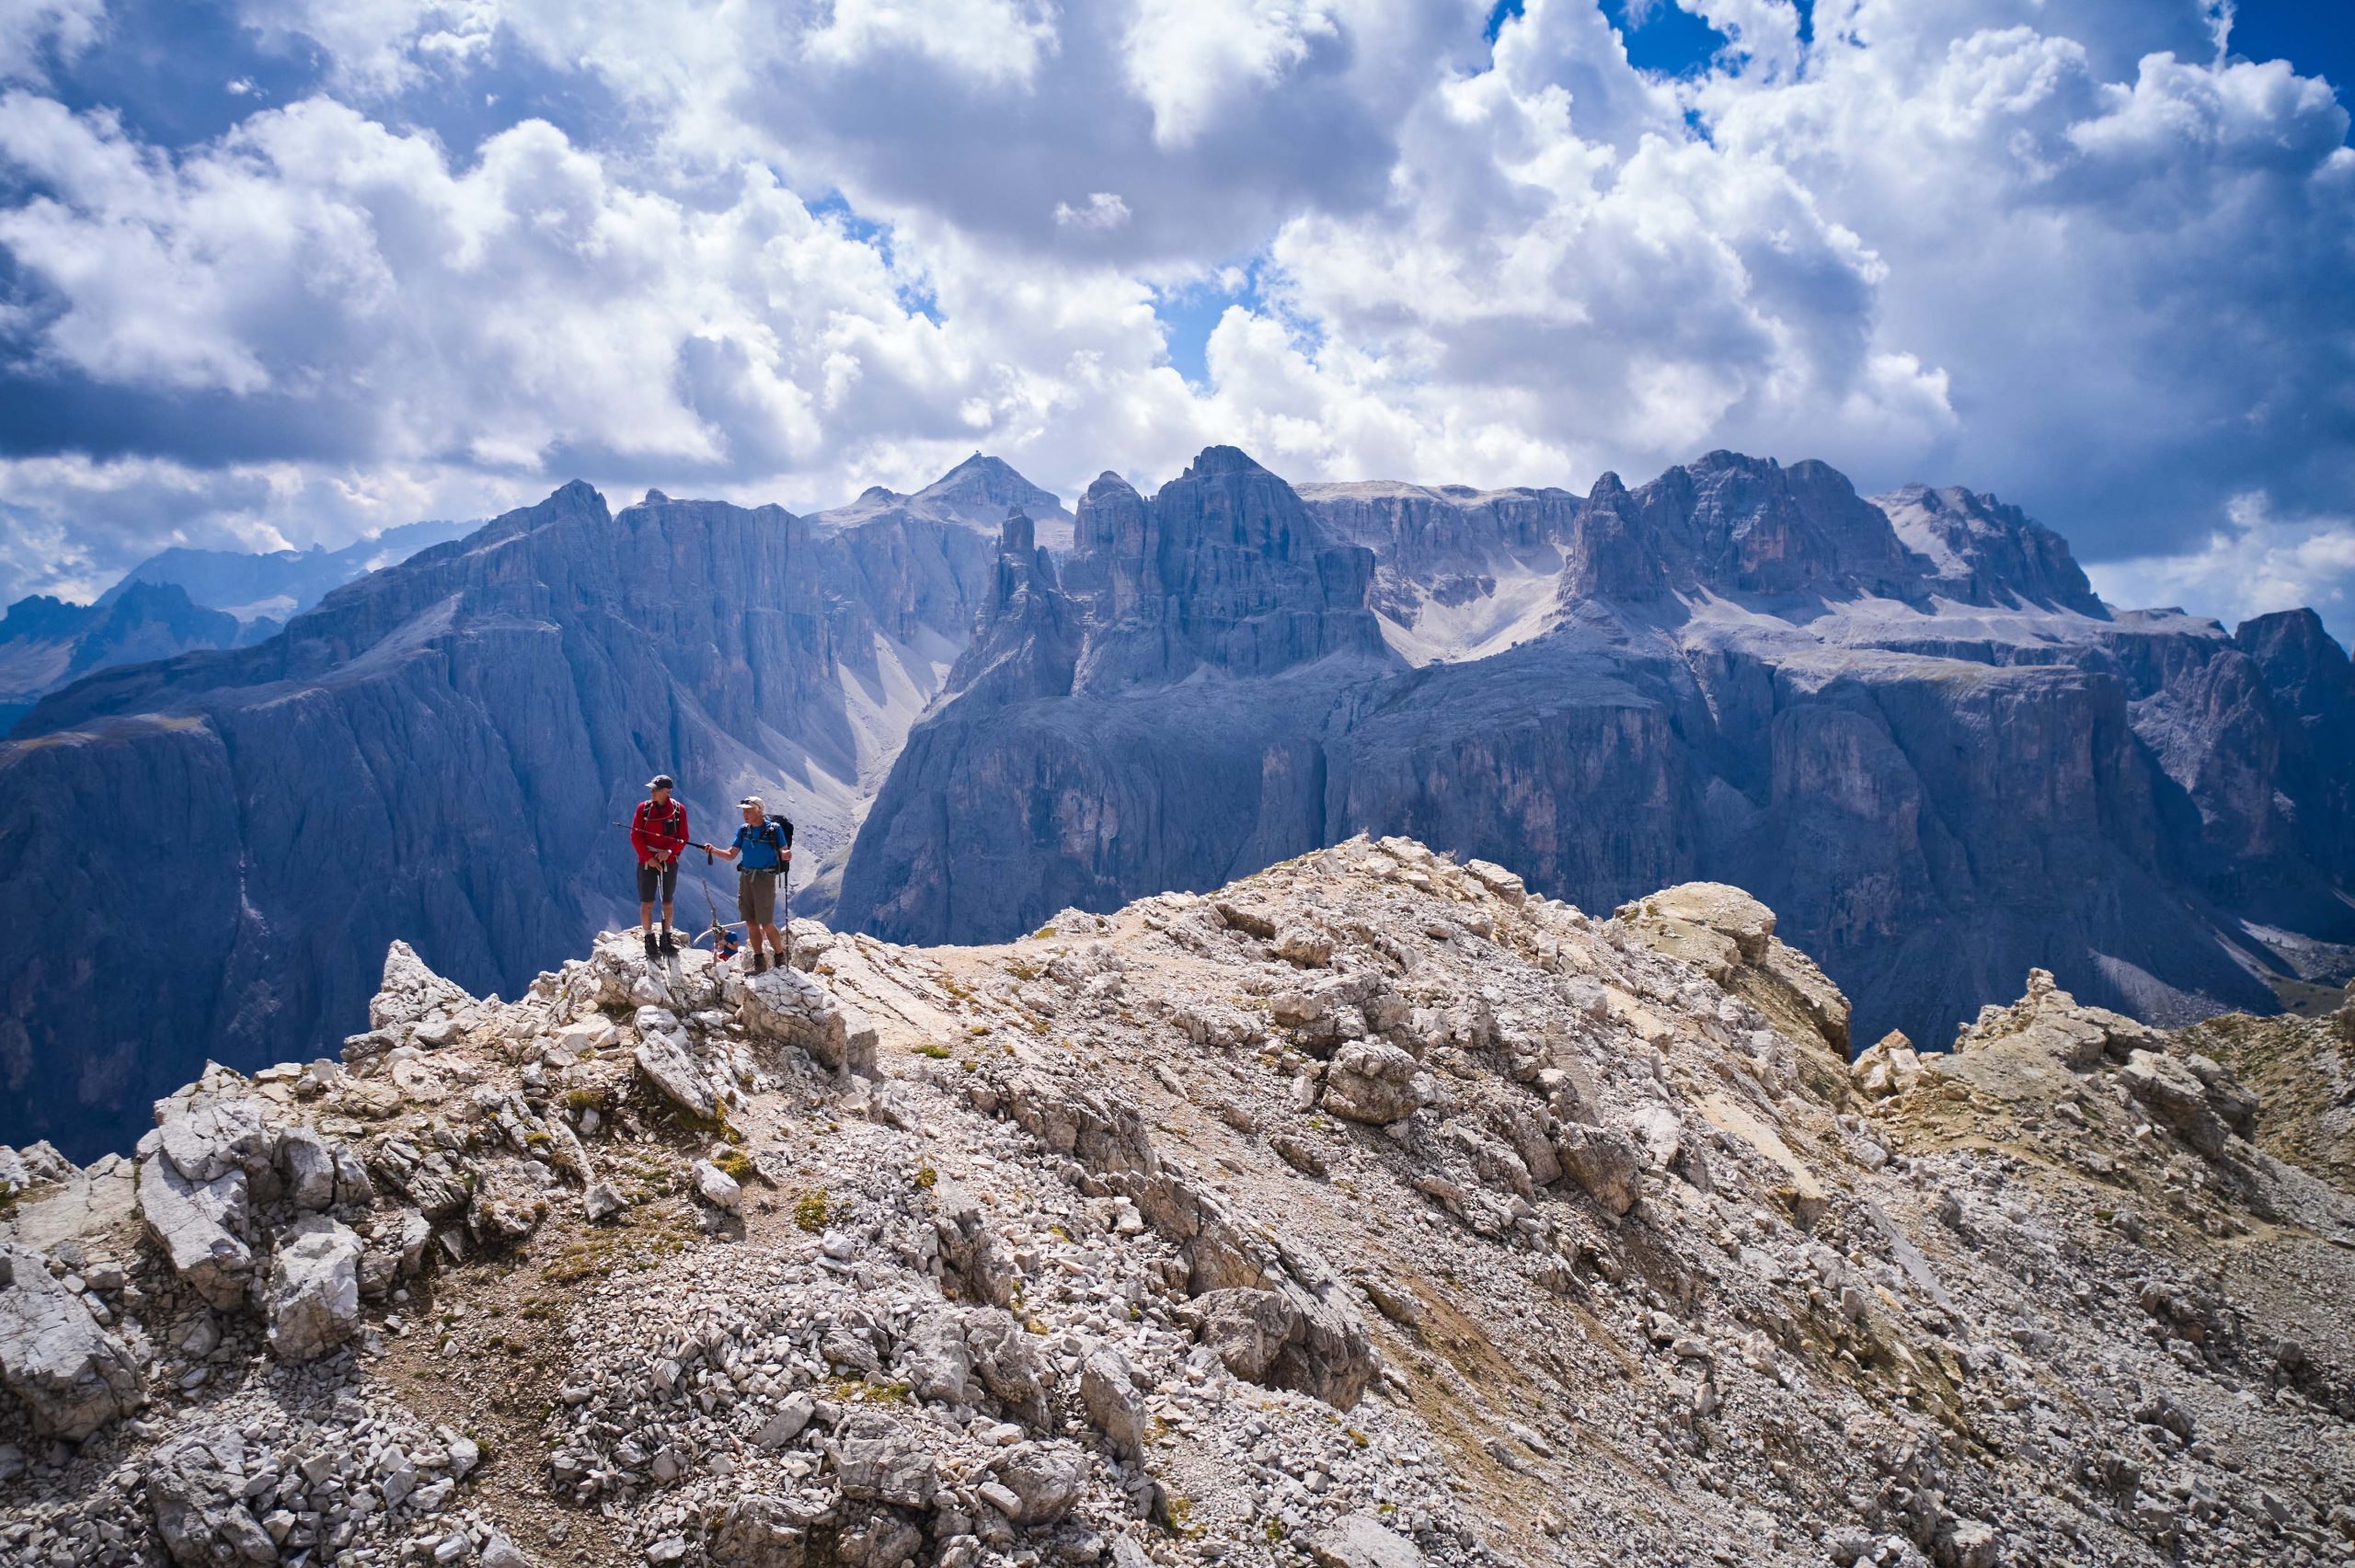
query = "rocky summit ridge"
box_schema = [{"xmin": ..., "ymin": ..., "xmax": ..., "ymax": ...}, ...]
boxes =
[{"xmin": 3, "ymin": 842, "xmax": 2352, "ymax": 1568}]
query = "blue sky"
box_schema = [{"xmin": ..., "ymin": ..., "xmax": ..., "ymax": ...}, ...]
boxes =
[{"xmin": 0, "ymin": 0, "xmax": 2350, "ymax": 638}]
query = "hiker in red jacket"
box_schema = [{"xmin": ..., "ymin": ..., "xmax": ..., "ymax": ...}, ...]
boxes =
[{"xmin": 631, "ymin": 773, "xmax": 691, "ymax": 957}]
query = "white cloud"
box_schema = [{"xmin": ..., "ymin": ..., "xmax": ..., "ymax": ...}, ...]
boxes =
[
  {"xmin": 803, "ymin": 0, "xmax": 1060, "ymax": 87},
  {"xmin": 1053, "ymin": 192, "xmax": 1132, "ymax": 231},
  {"xmin": 2086, "ymin": 493, "xmax": 2355, "ymax": 631},
  {"xmin": 0, "ymin": 92, "xmax": 976, "ymax": 479},
  {"xmin": 238, "ymin": 0, "xmax": 500, "ymax": 95},
  {"xmin": 1120, "ymin": 0, "xmax": 1344, "ymax": 146},
  {"xmin": 0, "ymin": 0, "xmax": 105, "ymax": 86}
]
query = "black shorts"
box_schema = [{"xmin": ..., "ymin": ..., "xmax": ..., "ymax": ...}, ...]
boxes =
[{"xmin": 637, "ymin": 860, "xmax": 679, "ymax": 903}]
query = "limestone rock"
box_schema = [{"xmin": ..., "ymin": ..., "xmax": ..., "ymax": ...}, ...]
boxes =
[
  {"xmin": 467, "ymin": 1163, "xmax": 546, "ymax": 1245},
  {"xmin": 733, "ymin": 962, "xmax": 879, "ymax": 1078},
  {"xmin": 2121, "ymin": 1049, "xmax": 2232, "ymax": 1157},
  {"xmin": 1308, "ymin": 1513, "xmax": 1427, "ymax": 1568},
  {"xmin": 710, "ymin": 1494, "xmax": 828, "ymax": 1567},
  {"xmin": 1080, "ymin": 1345, "xmax": 1147, "ymax": 1460},
  {"xmin": 265, "ymin": 1216, "xmax": 363, "ymax": 1361},
  {"xmin": 369, "ymin": 940, "xmax": 473, "ymax": 1033},
  {"xmin": 148, "ymin": 1428, "xmax": 282, "ymax": 1566},
  {"xmin": 1321, "ymin": 1040, "xmax": 1432, "ymax": 1126},
  {"xmin": 274, "ymin": 1127, "xmax": 338, "ymax": 1210},
  {"xmin": 986, "ymin": 1441, "xmax": 1086, "ymax": 1526},
  {"xmin": 0, "ymin": 1244, "xmax": 143, "ymax": 1439},
  {"xmin": 155, "ymin": 1094, "xmax": 271, "ymax": 1186},
  {"xmin": 1851, "ymin": 1032, "xmax": 1924, "ymax": 1100},
  {"xmin": 898, "ymin": 1308, "xmax": 971, "ymax": 1403},
  {"xmin": 832, "ymin": 1410, "xmax": 936, "ymax": 1506},
  {"xmin": 136, "ymin": 1155, "xmax": 256, "ymax": 1310},
  {"xmin": 963, "ymin": 1308, "xmax": 1049, "ymax": 1427},
  {"xmin": 1555, "ymin": 1121, "xmax": 1642, "ymax": 1215},
  {"xmin": 635, "ymin": 1029, "xmax": 720, "ymax": 1124},
  {"xmin": 694, "ymin": 1160, "xmax": 744, "ymax": 1214}
]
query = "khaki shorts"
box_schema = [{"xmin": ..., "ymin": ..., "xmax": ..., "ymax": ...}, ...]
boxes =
[{"xmin": 738, "ymin": 868, "xmax": 779, "ymax": 925}]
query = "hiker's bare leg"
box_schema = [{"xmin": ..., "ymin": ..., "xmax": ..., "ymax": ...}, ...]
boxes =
[
  {"xmin": 661, "ymin": 899, "xmax": 676, "ymax": 933},
  {"xmin": 639, "ymin": 899, "xmax": 654, "ymax": 933},
  {"xmin": 762, "ymin": 922, "xmax": 786, "ymax": 959}
]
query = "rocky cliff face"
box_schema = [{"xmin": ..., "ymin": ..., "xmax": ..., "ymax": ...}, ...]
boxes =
[
  {"xmin": 839, "ymin": 447, "xmax": 2355, "ymax": 1062},
  {"xmin": 3, "ymin": 853, "xmax": 2350, "ymax": 1568},
  {"xmin": 837, "ymin": 450, "xmax": 1398, "ymax": 942},
  {"xmin": 0, "ymin": 481, "xmax": 998, "ymax": 1161}
]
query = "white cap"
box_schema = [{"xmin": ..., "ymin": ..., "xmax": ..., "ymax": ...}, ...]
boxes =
[{"xmin": 739, "ymin": 795, "xmax": 764, "ymax": 809}]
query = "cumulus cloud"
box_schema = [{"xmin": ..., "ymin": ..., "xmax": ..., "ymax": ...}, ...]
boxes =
[
  {"xmin": 0, "ymin": 452, "xmax": 489, "ymax": 604},
  {"xmin": 0, "ymin": 0, "xmax": 2349, "ymax": 643},
  {"xmin": 1053, "ymin": 192, "xmax": 1133, "ymax": 231},
  {"xmin": 0, "ymin": 0, "xmax": 105, "ymax": 86},
  {"xmin": 1120, "ymin": 0, "xmax": 1345, "ymax": 146},
  {"xmin": 2086, "ymin": 493, "xmax": 2355, "ymax": 632},
  {"xmin": 0, "ymin": 92, "xmax": 971, "ymax": 479}
]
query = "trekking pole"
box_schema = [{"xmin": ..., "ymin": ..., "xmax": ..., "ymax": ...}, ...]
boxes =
[{"xmin": 777, "ymin": 834, "xmax": 796, "ymax": 967}]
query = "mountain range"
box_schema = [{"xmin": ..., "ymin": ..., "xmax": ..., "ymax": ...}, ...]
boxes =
[
  {"xmin": 4, "ymin": 445, "xmax": 2349, "ymax": 1160},
  {"xmin": 0, "ymin": 518, "xmax": 477, "ymax": 727}
]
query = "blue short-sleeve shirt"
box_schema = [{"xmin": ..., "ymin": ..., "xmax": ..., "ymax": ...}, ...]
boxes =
[{"xmin": 732, "ymin": 820, "xmax": 787, "ymax": 871}]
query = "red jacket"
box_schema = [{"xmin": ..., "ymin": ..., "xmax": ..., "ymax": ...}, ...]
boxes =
[{"xmin": 631, "ymin": 798, "xmax": 690, "ymax": 865}]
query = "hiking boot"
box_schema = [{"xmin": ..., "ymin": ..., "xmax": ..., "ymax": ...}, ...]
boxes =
[
  {"xmin": 751, "ymin": 952, "xmax": 769, "ymax": 974},
  {"xmin": 659, "ymin": 929, "xmax": 678, "ymax": 955},
  {"xmin": 642, "ymin": 931, "xmax": 660, "ymax": 959}
]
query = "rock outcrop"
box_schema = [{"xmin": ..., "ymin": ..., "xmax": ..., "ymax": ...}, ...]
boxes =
[
  {"xmin": 0, "ymin": 1246, "xmax": 143, "ymax": 1440},
  {"xmin": 4, "ymin": 848, "xmax": 2355, "ymax": 1568}
]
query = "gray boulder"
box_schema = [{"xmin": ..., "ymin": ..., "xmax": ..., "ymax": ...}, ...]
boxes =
[
  {"xmin": 264, "ymin": 1216, "xmax": 363, "ymax": 1361},
  {"xmin": 149, "ymin": 1427, "xmax": 281, "ymax": 1566},
  {"xmin": 986, "ymin": 1441, "xmax": 1087, "ymax": 1526},
  {"xmin": 2121, "ymin": 1049, "xmax": 2233, "ymax": 1157},
  {"xmin": 0, "ymin": 1245, "xmax": 143, "ymax": 1439},
  {"xmin": 898, "ymin": 1308, "xmax": 971, "ymax": 1404},
  {"xmin": 832, "ymin": 1410, "xmax": 936, "ymax": 1507},
  {"xmin": 733, "ymin": 962, "xmax": 879, "ymax": 1077},
  {"xmin": 1080, "ymin": 1346, "xmax": 1147, "ymax": 1460},
  {"xmin": 137, "ymin": 1154, "xmax": 256, "ymax": 1310},
  {"xmin": 1321, "ymin": 1040, "xmax": 1432, "ymax": 1126},
  {"xmin": 710, "ymin": 1493, "xmax": 829, "ymax": 1567},
  {"xmin": 155, "ymin": 1095, "xmax": 271, "ymax": 1185},
  {"xmin": 1308, "ymin": 1512, "xmax": 1427, "ymax": 1567},
  {"xmin": 273, "ymin": 1127, "xmax": 337, "ymax": 1211},
  {"xmin": 369, "ymin": 939, "xmax": 473, "ymax": 1032},
  {"xmin": 1555, "ymin": 1121, "xmax": 1643, "ymax": 1215},
  {"xmin": 962, "ymin": 1308, "xmax": 1049, "ymax": 1427},
  {"xmin": 1185, "ymin": 1283, "xmax": 1375, "ymax": 1409},
  {"xmin": 635, "ymin": 1029, "xmax": 720, "ymax": 1123}
]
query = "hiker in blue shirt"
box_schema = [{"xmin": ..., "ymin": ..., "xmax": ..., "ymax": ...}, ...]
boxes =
[{"xmin": 704, "ymin": 795, "xmax": 792, "ymax": 973}]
